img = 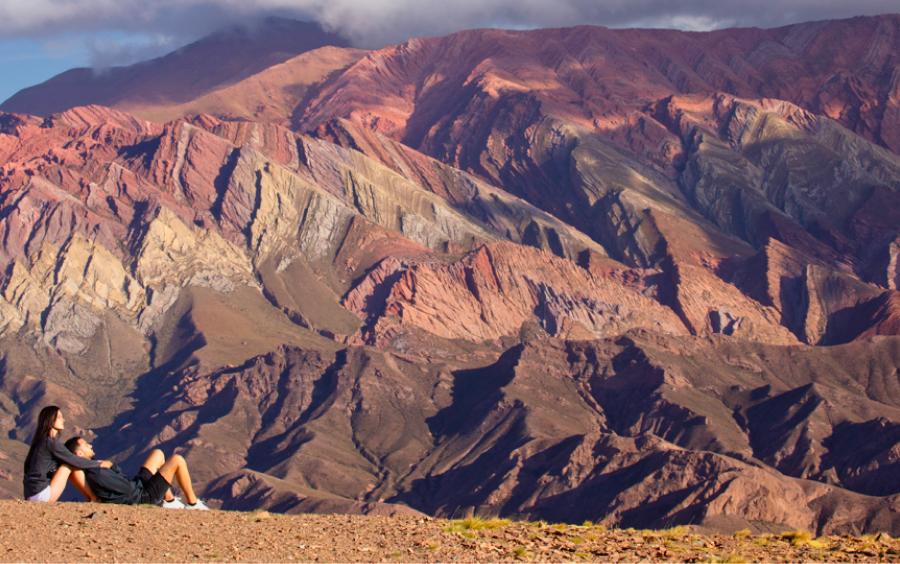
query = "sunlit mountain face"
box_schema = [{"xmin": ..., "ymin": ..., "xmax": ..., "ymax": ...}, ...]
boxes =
[{"xmin": 0, "ymin": 14, "xmax": 898, "ymax": 534}]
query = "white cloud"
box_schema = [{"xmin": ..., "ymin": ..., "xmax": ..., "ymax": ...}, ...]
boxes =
[{"xmin": 87, "ymin": 33, "xmax": 178, "ymax": 69}]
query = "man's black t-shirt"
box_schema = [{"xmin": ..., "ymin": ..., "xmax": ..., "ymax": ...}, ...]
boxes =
[{"xmin": 84, "ymin": 465, "xmax": 143, "ymax": 505}]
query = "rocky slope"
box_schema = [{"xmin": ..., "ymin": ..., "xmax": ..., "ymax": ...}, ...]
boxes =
[
  {"xmin": 299, "ymin": 18, "xmax": 900, "ymax": 287},
  {"xmin": 0, "ymin": 15, "xmax": 898, "ymax": 535}
]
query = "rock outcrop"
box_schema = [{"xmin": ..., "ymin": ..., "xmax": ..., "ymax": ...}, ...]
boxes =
[{"xmin": 99, "ymin": 336, "xmax": 900, "ymax": 534}]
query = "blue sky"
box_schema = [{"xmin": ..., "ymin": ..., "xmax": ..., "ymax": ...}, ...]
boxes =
[
  {"xmin": 0, "ymin": 37, "xmax": 86, "ymax": 102},
  {"xmin": 0, "ymin": 30, "xmax": 180, "ymax": 103}
]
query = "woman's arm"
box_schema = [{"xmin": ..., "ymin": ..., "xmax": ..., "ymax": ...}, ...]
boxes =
[{"xmin": 47, "ymin": 438, "xmax": 101, "ymax": 470}]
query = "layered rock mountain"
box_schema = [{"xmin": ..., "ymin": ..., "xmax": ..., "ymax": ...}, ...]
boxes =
[{"xmin": 0, "ymin": 15, "xmax": 898, "ymax": 534}]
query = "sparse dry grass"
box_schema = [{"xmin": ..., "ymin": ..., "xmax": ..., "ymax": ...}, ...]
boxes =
[
  {"xmin": 444, "ymin": 517, "xmax": 512, "ymax": 534},
  {"xmin": 657, "ymin": 525, "xmax": 690, "ymax": 538},
  {"xmin": 781, "ymin": 530, "xmax": 814, "ymax": 545},
  {"xmin": 435, "ymin": 514, "xmax": 897, "ymax": 562}
]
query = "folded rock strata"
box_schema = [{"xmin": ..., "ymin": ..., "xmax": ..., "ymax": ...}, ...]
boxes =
[{"xmin": 0, "ymin": 16, "xmax": 897, "ymax": 535}]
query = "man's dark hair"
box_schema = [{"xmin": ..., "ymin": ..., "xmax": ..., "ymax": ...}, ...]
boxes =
[{"xmin": 64, "ymin": 436, "xmax": 84, "ymax": 453}]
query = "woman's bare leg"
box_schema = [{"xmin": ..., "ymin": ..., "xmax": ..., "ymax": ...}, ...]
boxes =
[
  {"xmin": 157, "ymin": 454, "xmax": 198, "ymax": 504},
  {"xmin": 47, "ymin": 465, "xmax": 72, "ymax": 502},
  {"xmin": 140, "ymin": 448, "xmax": 175, "ymax": 502},
  {"xmin": 69, "ymin": 469, "xmax": 97, "ymax": 502}
]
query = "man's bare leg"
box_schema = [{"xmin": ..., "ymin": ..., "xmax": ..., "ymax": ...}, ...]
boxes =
[
  {"xmin": 140, "ymin": 448, "xmax": 175, "ymax": 502},
  {"xmin": 156, "ymin": 454, "xmax": 198, "ymax": 505}
]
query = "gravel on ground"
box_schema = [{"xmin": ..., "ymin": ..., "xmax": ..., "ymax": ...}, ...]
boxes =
[{"xmin": 0, "ymin": 500, "xmax": 897, "ymax": 562}]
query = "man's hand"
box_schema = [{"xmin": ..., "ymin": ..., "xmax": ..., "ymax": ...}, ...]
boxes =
[{"xmin": 99, "ymin": 460, "xmax": 113, "ymax": 469}]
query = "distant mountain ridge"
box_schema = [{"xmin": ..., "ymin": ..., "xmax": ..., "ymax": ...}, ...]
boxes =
[{"xmin": 0, "ymin": 18, "xmax": 350, "ymax": 116}]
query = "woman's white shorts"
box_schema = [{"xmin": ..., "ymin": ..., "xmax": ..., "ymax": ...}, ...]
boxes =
[{"xmin": 26, "ymin": 486, "xmax": 51, "ymax": 502}]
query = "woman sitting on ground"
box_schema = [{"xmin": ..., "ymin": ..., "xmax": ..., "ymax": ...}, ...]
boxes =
[{"xmin": 22, "ymin": 405, "xmax": 112, "ymax": 502}]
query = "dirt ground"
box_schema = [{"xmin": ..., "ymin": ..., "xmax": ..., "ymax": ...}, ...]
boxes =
[{"xmin": 0, "ymin": 500, "xmax": 896, "ymax": 562}]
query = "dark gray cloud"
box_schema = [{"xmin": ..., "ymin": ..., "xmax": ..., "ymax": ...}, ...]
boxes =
[{"xmin": 1, "ymin": 0, "xmax": 898, "ymax": 60}]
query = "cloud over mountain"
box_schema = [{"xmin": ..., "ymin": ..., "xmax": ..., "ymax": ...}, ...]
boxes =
[{"xmin": 1, "ymin": 0, "xmax": 897, "ymax": 53}]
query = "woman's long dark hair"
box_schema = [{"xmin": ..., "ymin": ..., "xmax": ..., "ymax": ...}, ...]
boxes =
[{"xmin": 23, "ymin": 405, "xmax": 61, "ymax": 470}]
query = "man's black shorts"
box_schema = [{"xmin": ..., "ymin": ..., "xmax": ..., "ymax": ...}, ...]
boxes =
[{"xmin": 136, "ymin": 467, "xmax": 171, "ymax": 505}]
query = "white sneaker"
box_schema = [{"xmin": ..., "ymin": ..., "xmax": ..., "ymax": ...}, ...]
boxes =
[
  {"xmin": 161, "ymin": 497, "xmax": 185, "ymax": 509},
  {"xmin": 184, "ymin": 498, "xmax": 210, "ymax": 510}
]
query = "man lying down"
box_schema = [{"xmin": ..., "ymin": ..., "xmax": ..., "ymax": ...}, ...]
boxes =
[{"xmin": 65, "ymin": 437, "xmax": 209, "ymax": 510}]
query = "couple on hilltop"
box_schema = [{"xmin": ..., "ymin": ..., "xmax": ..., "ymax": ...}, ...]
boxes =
[{"xmin": 23, "ymin": 405, "xmax": 208, "ymax": 510}]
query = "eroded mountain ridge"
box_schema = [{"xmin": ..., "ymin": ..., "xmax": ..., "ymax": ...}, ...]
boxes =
[{"xmin": 0, "ymin": 15, "xmax": 898, "ymax": 534}]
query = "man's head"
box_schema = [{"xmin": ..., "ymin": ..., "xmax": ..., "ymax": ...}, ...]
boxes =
[{"xmin": 64, "ymin": 436, "xmax": 96, "ymax": 460}]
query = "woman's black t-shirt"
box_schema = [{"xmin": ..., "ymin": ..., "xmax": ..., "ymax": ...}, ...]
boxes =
[{"xmin": 22, "ymin": 436, "xmax": 100, "ymax": 498}]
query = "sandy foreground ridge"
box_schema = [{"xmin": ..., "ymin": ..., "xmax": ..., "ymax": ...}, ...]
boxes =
[{"xmin": 0, "ymin": 501, "xmax": 897, "ymax": 562}]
